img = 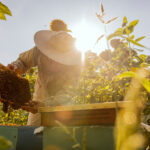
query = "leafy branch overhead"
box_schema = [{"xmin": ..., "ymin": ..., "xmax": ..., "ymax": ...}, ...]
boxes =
[
  {"xmin": 108, "ymin": 16, "xmax": 146, "ymax": 49},
  {"xmin": 96, "ymin": 3, "xmax": 118, "ymax": 47},
  {"xmin": 116, "ymin": 71, "xmax": 150, "ymax": 93},
  {"xmin": 0, "ymin": 2, "xmax": 12, "ymax": 20},
  {"xmin": 96, "ymin": 3, "xmax": 118, "ymax": 24}
]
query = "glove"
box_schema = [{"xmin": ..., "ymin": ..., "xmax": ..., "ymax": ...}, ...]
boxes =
[
  {"xmin": 7, "ymin": 64, "xmax": 23, "ymax": 74},
  {"xmin": 21, "ymin": 101, "xmax": 43, "ymax": 114}
]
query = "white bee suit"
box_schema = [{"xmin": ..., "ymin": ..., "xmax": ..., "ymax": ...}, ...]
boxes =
[{"xmin": 11, "ymin": 31, "xmax": 81, "ymax": 126}]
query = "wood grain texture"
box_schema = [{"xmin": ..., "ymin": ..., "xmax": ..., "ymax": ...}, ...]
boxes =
[
  {"xmin": 40, "ymin": 102, "xmax": 129, "ymax": 126},
  {"xmin": 39, "ymin": 101, "xmax": 130, "ymax": 112}
]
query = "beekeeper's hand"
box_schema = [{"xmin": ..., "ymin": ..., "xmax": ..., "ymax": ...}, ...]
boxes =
[
  {"xmin": 7, "ymin": 64, "xmax": 18, "ymax": 71},
  {"xmin": 21, "ymin": 101, "xmax": 43, "ymax": 114},
  {"xmin": 7, "ymin": 64, "xmax": 23, "ymax": 74}
]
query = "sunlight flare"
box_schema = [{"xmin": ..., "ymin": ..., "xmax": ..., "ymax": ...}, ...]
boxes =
[{"xmin": 71, "ymin": 20, "xmax": 107, "ymax": 61}]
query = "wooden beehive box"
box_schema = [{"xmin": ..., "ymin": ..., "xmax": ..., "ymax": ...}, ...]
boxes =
[{"xmin": 39, "ymin": 101, "xmax": 128, "ymax": 126}]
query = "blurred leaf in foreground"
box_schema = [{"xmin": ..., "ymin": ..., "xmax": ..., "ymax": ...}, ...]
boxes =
[
  {"xmin": 0, "ymin": 2, "xmax": 12, "ymax": 20},
  {"xmin": 115, "ymin": 69, "xmax": 150, "ymax": 150},
  {"xmin": 0, "ymin": 136, "xmax": 12, "ymax": 149}
]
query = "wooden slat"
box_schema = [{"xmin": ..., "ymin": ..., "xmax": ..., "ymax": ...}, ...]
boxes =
[
  {"xmin": 41, "ymin": 108, "xmax": 116, "ymax": 126},
  {"xmin": 40, "ymin": 101, "xmax": 130, "ymax": 126},
  {"xmin": 39, "ymin": 101, "xmax": 130, "ymax": 113}
]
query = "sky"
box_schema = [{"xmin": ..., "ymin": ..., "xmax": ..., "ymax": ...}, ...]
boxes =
[{"xmin": 0, "ymin": 0, "xmax": 150, "ymax": 65}]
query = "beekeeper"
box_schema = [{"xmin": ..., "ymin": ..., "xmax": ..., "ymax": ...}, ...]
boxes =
[{"xmin": 8, "ymin": 19, "xmax": 82, "ymax": 126}]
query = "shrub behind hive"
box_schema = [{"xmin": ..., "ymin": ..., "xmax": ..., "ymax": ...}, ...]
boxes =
[{"xmin": 0, "ymin": 64, "xmax": 31, "ymax": 112}]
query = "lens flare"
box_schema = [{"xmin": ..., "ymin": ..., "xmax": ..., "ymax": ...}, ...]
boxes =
[{"xmin": 71, "ymin": 19, "xmax": 107, "ymax": 61}]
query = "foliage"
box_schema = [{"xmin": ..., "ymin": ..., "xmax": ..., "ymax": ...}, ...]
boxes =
[
  {"xmin": 94, "ymin": 4, "xmax": 150, "ymax": 150},
  {"xmin": 0, "ymin": 136, "xmax": 12, "ymax": 150},
  {"xmin": 96, "ymin": 3, "xmax": 118, "ymax": 49},
  {"xmin": 73, "ymin": 15, "xmax": 150, "ymax": 105},
  {"xmin": 115, "ymin": 69, "xmax": 149, "ymax": 150},
  {"xmin": 0, "ymin": 1, "xmax": 12, "ymax": 20},
  {"xmin": 73, "ymin": 4, "xmax": 150, "ymax": 105},
  {"xmin": 74, "ymin": 9, "xmax": 150, "ymax": 149},
  {"xmin": 0, "ymin": 106, "xmax": 28, "ymax": 125}
]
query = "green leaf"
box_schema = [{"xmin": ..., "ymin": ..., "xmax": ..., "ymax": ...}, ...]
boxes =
[
  {"xmin": 115, "ymin": 28, "xmax": 123, "ymax": 34},
  {"xmin": 107, "ymin": 33, "xmax": 119, "ymax": 40},
  {"xmin": 129, "ymin": 20, "xmax": 139, "ymax": 27},
  {"xmin": 0, "ymin": 2, "xmax": 12, "ymax": 16},
  {"xmin": 139, "ymin": 54, "xmax": 147, "ymax": 61},
  {"xmin": 106, "ymin": 17, "xmax": 118, "ymax": 24},
  {"xmin": 130, "ymin": 35, "xmax": 135, "ymax": 39},
  {"xmin": 124, "ymin": 20, "xmax": 139, "ymax": 35},
  {"xmin": 0, "ymin": 136, "xmax": 12, "ymax": 149},
  {"xmin": 55, "ymin": 120, "xmax": 71, "ymax": 135},
  {"xmin": 100, "ymin": 3, "xmax": 105, "ymax": 16},
  {"xmin": 135, "ymin": 36, "xmax": 146, "ymax": 42},
  {"xmin": 107, "ymin": 28, "xmax": 123, "ymax": 40},
  {"xmin": 125, "ymin": 26, "xmax": 134, "ymax": 35},
  {"xmin": 116, "ymin": 71, "xmax": 135, "ymax": 79},
  {"xmin": 122, "ymin": 16, "xmax": 128, "ymax": 27},
  {"xmin": 127, "ymin": 38, "xmax": 145, "ymax": 48},
  {"xmin": 96, "ymin": 13, "xmax": 105, "ymax": 23},
  {"xmin": 0, "ymin": 12, "xmax": 6, "ymax": 20},
  {"xmin": 95, "ymin": 34, "xmax": 104, "ymax": 44},
  {"xmin": 104, "ymin": 85, "xmax": 109, "ymax": 90},
  {"xmin": 141, "ymin": 78, "xmax": 150, "ymax": 93},
  {"xmin": 134, "ymin": 48, "xmax": 144, "ymax": 52}
]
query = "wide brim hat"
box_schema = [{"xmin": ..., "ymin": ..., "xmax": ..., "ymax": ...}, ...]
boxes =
[{"xmin": 34, "ymin": 30, "xmax": 81, "ymax": 66}]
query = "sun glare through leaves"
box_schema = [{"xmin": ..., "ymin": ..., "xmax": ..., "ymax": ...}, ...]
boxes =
[{"xmin": 72, "ymin": 20, "xmax": 106, "ymax": 61}]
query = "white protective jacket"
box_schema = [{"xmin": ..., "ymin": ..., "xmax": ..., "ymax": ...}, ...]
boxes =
[{"xmin": 12, "ymin": 46, "xmax": 81, "ymax": 126}]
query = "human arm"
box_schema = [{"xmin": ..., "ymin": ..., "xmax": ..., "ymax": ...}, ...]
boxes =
[
  {"xmin": 8, "ymin": 46, "xmax": 38, "ymax": 74},
  {"xmin": 21, "ymin": 101, "xmax": 44, "ymax": 114},
  {"xmin": 7, "ymin": 47, "xmax": 39, "ymax": 113}
]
